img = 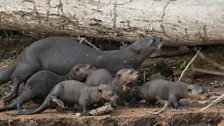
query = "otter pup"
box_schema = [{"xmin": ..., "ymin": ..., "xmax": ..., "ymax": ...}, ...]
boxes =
[
  {"xmin": 108, "ymin": 69, "xmax": 139, "ymax": 106},
  {"xmin": 85, "ymin": 69, "xmax": 113, "ymax": 86},
  {"xmin": 85, "ymin": 68, "xmax": 139, "ymax": 106},
  {"xmin": 0, "ymin": 64, "xmax": 96, "ymax": 112},
  {"xmin": 86, "ymin": 68, "xmax": 139, "ymax": 97},
  {"xmin": 17, "ymin": 80, "xmax": 118, "ymax": 115},
  {"xmin": 0, "ymin": 36, "xmax": 162, "ymax": 103},
  {"xmin": 132, "ymin": 79, "xmax": 209, "ymax": 109},
  {"xmin": 110, "ymin": 69, "xmax": 139, "ymax": 96}
]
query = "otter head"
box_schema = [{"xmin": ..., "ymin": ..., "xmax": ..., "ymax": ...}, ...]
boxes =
[
  {"xmin": 96, "ymin": 84, "xmax": 118, "ymax": 102},
  {"xmin": 115, "ymin": 69, "xmax": 139, "ymax": 90},
  {"xmin": 71, "ymin": 64, "xmax": 97, "ymax": 81},
  {"xmin": 187, "ymin": 85, "xmax": 209, "ymax": 100},
  {"xmin": 130, "ymin": 36, "xmax": 162, "ymax": 55}
]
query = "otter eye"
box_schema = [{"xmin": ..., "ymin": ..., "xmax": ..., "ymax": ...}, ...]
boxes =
[
  {"xmin": 116, "ymin": 73, "xmax": 122, "ymax": 78},
  {"xmin": 136, "ymin": 50, "xmax": 141, "ymax": 54},
  {"xmin": 200, "ymin": 90, "xmax": 204, "ymax": 94},
  {"xmin": 74, "ymin": 67, "xmax": 80, "ymax": 72},
  {"xmin": 136, "ymin": 50, "xmax": 140, "ymax": 54},
  {"xmin": 129, "ymin": 71, "xmax": 133, "ymax": 74}
]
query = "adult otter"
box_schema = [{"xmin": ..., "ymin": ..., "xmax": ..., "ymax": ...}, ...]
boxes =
[
  {"xmin": 131, "ymin": 79, "xmax": 209, "ymax": 109},
  {"xmin": 0, "ymin": 64, "xmax": 96, "ymax": 111},
  {"xmin": 17, "ymin": 81, "xmax": 118, "ymax": 115},
  {"xmin": 0, "ymin": 36, "xmax": 162, "ymax": 103}
]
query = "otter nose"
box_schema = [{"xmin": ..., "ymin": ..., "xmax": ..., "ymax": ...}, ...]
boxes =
[
  {"xmin": 158, "ymin": 37, "xmax": 162, "ymax": 41},
  {"xmin": 155, "ymin": 37, "xmax": 162, "ymax": 43},
  {"xmin": 114, "ymin": 95, "xmax": 119, "ymax": 101}
]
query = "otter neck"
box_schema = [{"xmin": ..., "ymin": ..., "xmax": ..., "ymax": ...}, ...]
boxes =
[
  {"xmin": 110, "ymin": 78, "xmax": 125, "ymax": 95},
  {"xmin": 98, "ymin": 46, "xmax": 155, "ymax": 73},
  {"xmin": 135, "ymin": 86, "xmax": 144, "ymax": 100},
  {"xmin": 174, "ymin": 83, "xmax": 189, "ymax": 98},
  {"xmin": 86, "ymin": 87, "xmax": 100, "ymax": 105},
  {"xmin": 124, "ymin": 44, "xmax": 156, "ymax": 64},
  {"xmin": 61, "ymin": 72, "xmax": 81, "ymax": 81},
  {"xmin": 50, "ymin": 74, "xmax": 68, "ymax": 84}
]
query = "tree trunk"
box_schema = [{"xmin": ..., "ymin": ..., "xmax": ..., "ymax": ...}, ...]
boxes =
[{"xmin": 0, "ymin": 0, "xmax": 224, "ymax": 46}]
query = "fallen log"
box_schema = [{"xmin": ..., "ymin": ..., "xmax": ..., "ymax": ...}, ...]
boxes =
[{"xmin": 0, "ymin": 0, "xmax": 224, "ymax": 45}]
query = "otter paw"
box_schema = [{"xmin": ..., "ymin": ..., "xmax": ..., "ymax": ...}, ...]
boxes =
[
  {"xmin": 128, "ymin": 103, "xmax": 138, "ymax": 108},
  {"xmin": 81, "ymin": 111, "xmax": 90, "ymax": 116}
]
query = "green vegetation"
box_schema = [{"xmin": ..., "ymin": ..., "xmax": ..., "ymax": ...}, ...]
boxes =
[{"xmin": 179, "ymin": 60, "xmax": 187, "ymax": 70}]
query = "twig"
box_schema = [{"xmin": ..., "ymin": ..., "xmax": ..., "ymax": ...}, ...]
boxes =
[
  {"xmin": 143, "ymin": 71, "xmax": 146, "ymax": 83},
  {"xmin": 150, "ymin": 46, "xmax": 192, "ymax": 58},
  {"xmin": 148, "ymin": 101, "xmax": 168, "ymax": 115},
  {"xmin": 178, "ymin": 48, "xmax": 201, "ymax": 81},
  {"xmin": 78, "ymin": 38, "xmax": 101, "ymax": 51},
  {"xmin": 200, "ymin": 94, "xmax": 224, "ymax": 111},
  {"xmin": 88, "ymin": 103, "xmax": 113, "ymax": 115},
  {"xmin": 192, "ymin": 67, "xmax": 224, "ymax": 76},
  {"xmin": 198, "ymin": 52, "xmax": 224, "ymax": 71}
]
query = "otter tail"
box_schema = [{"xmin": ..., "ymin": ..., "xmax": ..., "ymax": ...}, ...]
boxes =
[
  {"xmin": 0, "ymin": 100, "xmax": 17, "ymax": 112},
  {"xmin": 0, "ymin": 64, "xmax": 16, "ymax": 84},
  {"xmin": 18, "ymin": 95, "xmax": 52, "ymax": 115}
]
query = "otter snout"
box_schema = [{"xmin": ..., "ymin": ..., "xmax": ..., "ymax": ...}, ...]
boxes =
[
  {"xmin": 131, "ymin": 71, "xmax": 140, "ymax": 80},
  {"xmin": 187, "ymin": 85, "xmax": 209, "ymax": 100},
  {"xmin": 126, "ymin": 71, "xmax": 139, "ymax": 84},
  {"xmin": 110, "ymin": 94, "xmax": 119, "ymax": 102},
  {"xmin": 155, "ymin": 37, "xmax": 163, "ymax": 49},
  {"xmin": 157, "ymin": 37, "xmax": 162, "ymax": 42},
  {"xmin": 199, "ymin": 93, "xmax": 210, "ymax": 100}
]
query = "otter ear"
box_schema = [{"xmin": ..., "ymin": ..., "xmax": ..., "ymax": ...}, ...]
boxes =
[{"xmin": 187, "ymin": 85, "xmax": 194, "ymax": 92}]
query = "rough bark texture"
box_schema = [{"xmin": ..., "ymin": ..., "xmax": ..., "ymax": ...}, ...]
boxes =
[{"xmin": 0, "ymin": 0, "xmax": 224, "ymax": 46}]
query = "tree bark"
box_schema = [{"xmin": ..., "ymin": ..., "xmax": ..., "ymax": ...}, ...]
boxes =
[{"xmin": 0, "ymin": 0, "xmax": 224, "ymax": 46}]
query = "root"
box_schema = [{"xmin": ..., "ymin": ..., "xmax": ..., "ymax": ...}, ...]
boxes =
[
  {"xmin": 148, "ymin": 101, "xmax": 168, "ymax": 115},
  {"xmin": 150, "ymin": 46, "xmax": 192, "ymax": 58},
  {"xmin": 78, "ymin": 37, "xmax": 101, "ymax": 51},
  {"xmin": 198, "ymin": 52, "xmax": 224, "ymax": 71},
  {"xmin": 192, "ymin": 67, "xmax": 224, "ymax": 76},
  {"xmin": 200, "ymin": 94, "xmax": 224, "ymax": 112}
]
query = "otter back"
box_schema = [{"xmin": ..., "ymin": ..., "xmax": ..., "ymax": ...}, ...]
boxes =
[
  {"xmin": 138, "ymin": 79, "xmax": 209, "ymax": 109},
  {"xmin": 85, "ymin": 69, "xmax": 113, "ymax": 86}
]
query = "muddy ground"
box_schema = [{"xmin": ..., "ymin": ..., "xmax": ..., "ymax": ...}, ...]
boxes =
[{"xmin": 0, "ymin": 35, "xmax": 223, "ymax": 126}]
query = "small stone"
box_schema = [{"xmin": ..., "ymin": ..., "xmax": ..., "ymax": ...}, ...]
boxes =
[{"xmin": 74, "ymin": 113, "xmax": 81, "ymax": 116}]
